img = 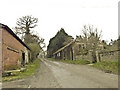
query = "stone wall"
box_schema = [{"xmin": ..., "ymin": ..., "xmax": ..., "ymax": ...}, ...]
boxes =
[
  {"xmin": 75, "ymin": 54, "xmax": 89, "ymax": 60},
  {"xmin": 99, "ymin": 50, "xmax": 118, "ymax": 62},
  {"xmin": 74, "ymin": 51, "xmax": 93, "ymax": 62},
  {"xmin": 53, "ymin": 40, "xmax": 119, "ymax": 62},
  {"xmin": 75, "ymin": 50, "xmax": 119, "ymax": 62}
]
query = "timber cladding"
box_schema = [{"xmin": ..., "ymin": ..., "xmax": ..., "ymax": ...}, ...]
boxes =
[{"xmin": 1, "ymin": 24, "xmax": 30, "ymax": 71}]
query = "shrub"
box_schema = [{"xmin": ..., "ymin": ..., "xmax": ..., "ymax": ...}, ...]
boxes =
[{"xmin": 28, "ymin": 43, "xmax": 41, "ymax": 62}]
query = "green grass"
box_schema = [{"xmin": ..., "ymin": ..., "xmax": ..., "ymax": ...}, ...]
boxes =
[
  {"xmin": 60, "ymin": 59, "xmax": 90, "ymax": 64},
  {"xmin": 2, "ymin": 58, "xmax": 40, "ymax": 82},
  {"xmin": 47, "ymin": 58, "xmax": 90, "ymax": 65},
  {"xmin": 47, "ymin": 58, "xmax": 119, "ymax": 74},
  {"xmin": 47, "ymin": 58, "xmax": 55, "ymax": 61},
  {"xmin": 92, "ymin": 61, "xmax": 118, "ymax": 74}
]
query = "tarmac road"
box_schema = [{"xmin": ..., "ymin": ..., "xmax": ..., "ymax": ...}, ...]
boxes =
[
  {"xmin": 0, "ymin": 82, "xmax": 2, "ymax": 89},
  {"xmin": 2, "ymin": 58, "xmax": 118, "ymax": 88}
]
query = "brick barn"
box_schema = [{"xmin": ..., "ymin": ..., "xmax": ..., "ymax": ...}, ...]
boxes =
[{"xmin": 0, "ymin": 23, "xmax": 31, "ymax": 72}]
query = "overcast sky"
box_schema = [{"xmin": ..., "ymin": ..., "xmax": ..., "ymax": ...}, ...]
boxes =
[{"xmin": 0, "ymin": 0, "xmax": 119, "ymax": 50}]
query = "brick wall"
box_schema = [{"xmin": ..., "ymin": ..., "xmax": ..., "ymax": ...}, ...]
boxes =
[{"xmin": 2, "ymin": 28, "xmax": 25, "ymax": 71}]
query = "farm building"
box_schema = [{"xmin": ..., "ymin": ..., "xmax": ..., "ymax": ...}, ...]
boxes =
[
  {"xmin": 53, "ymin": 35, "xmax": 119, "ymax": 63},
  {"xmin": 0, "ymin": 23, "xmax": 31, "ymax": 72},
  {"xmin": 53, "ymin": 37, "xmax": 105, "ymax": 62}
]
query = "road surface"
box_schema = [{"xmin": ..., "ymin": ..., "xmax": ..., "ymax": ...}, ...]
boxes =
[
  {"xmin": 0, "ymin": 82, "xmax": 1, "ymax": 89},
  {"xmin": 2, "ymin": 58, "xmax": 118, "ymax": 88}
]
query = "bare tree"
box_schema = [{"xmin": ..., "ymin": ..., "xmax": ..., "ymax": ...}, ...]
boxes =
[
  {"xmin": 81, "ymin": 25, "xmax": 102, "ymax": 62},
  {"xmin": 82, "ymin": 25, "xmax": 102, "ymax": 41},
  {"xmin": 14, "ymin": 15, "xmax": 38, "ymax": 43},
  {"xmin": 16, "ymin": 15, "xmax": 38, "ymax": 33}
]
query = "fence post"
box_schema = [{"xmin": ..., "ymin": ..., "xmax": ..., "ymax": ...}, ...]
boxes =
[
  {"xmin": 88, "ymin": 50, "xmax": 93, "ymax": 63},
  {"xmin": 96, "ymin": 51, "xmax": 100, "ymax": 62}
]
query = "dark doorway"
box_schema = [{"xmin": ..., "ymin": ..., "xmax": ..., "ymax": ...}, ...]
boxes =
[
  {"xmin": 22, "ymin": 52, "xmax": 25, "ymax": 66},
  {"xmin": 92, "ymin": 51, "xmax": 97, "ymax": 63},
  {"xmin": 71, "ymin": 48, "xmax": 74, "ymax": 60}
]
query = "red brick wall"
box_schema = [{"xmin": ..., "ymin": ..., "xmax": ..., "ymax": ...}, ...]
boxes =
[{"xmin": 2, "ymin": 28, "xmax": 25, "ymax": 71}]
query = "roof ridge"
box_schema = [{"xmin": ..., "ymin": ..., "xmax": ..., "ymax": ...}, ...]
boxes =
[{"xmin": 1, "ymin": 23, "xmax": 30, "ymax": 50}]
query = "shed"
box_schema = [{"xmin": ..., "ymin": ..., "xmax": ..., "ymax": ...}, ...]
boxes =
[{"xmin": 0, "ymin": 23, "xmax": 31, "ymax": 71}]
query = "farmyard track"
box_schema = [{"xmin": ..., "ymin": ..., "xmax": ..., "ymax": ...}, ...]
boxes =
[{"xmin": 2, "ymin": 59, "xmax": 118, "ymax": 88}]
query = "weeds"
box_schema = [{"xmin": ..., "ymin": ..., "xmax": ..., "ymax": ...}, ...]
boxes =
[
  {"xmin": 92, "ymin": 61, "xmax": 118, "ymax": 74},
  {"xmin": 2, "ymin": 59, "xmax": 40, "ymax": 82}
]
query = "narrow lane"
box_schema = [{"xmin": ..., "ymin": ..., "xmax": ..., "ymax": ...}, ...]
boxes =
[
  {"xmin": 0, "ymin": 82, "xmax": 2, "ymax": 89},
  {"xmin": 2, "ymin": 58, "xmax": 118, "ymax": 88},
  {"xmin": 2, "ymin": 59, "xmax": 61, "ymax": 88},
  {"xmin": 42, "ymin": 59, "xmax": 118, "ymax": 88}
]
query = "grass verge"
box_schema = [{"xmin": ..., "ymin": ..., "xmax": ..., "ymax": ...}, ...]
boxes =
[
  {"xmin": 92, "ymin": 61, "xmax": 118, "ymax": 74},
  {"xmin": 47, "ymin": 58, "xmax": 90, "ymax": 65},
  {"xmin": 2, "ymin": 58, "xmax": 40, "ymax": 82},
  {"xmin": 47, "ymin": 58, "xmax": 55, "ymax": 61},
  {"xmin": 47, "ymin": 58, "xmax": 118, "ymax": 74},
  {"xmin": 59, "ymin": 59, "xmax": 90, "ymax": 64}
]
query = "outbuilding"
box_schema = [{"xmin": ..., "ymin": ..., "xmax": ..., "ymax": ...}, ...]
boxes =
[{"xmin": 0, "ymin": 23, "xmax": 31, "ymax": 72}]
